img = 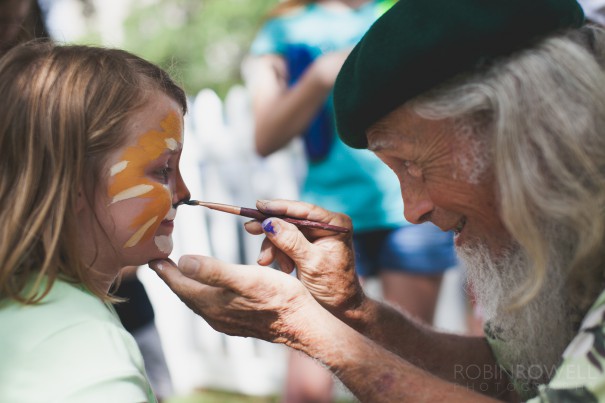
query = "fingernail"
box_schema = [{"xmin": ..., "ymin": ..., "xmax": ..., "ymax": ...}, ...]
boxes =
[
  {"xmin": 262, "ymin": 218, "xmax": 277, "ymax": 235},
  {"xmin": 149, "ymin": 260, "xmax": 164, "ymax": 272},
  {"xmin": 180, "ymin": 256, "xmax": 199, "ymax": 276},
  {"xmin": 257, "ymin": 249, "xmax": 265, "ymax": 263}
]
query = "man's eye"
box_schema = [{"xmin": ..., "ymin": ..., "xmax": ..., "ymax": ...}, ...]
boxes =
[{"xmin": 404, "ymin": 161, "xmax": 422, "ymax": 177}]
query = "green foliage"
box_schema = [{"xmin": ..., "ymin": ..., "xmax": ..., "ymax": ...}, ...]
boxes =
[{"xmin": 121, "ymin": 0, "xmax": 278, "ymax": 97}]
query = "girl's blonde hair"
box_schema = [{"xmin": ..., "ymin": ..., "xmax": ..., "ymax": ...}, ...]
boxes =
[{"xmin": 0, "ymin": 41, "xmax": 187, "ymax": 304}]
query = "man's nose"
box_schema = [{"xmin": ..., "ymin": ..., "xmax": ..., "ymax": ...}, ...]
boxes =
[{"xmin": 401, "ymin": 184, "xmax": 434, "ymax": 224}]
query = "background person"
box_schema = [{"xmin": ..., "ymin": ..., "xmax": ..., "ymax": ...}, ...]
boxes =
[
  {"xmin": 247, "ymin": 1, "xmax": 456, "ymax": 400},
  {"xmin": 151, "ymin": 0, "xmax": 605, "ymax": 401}
]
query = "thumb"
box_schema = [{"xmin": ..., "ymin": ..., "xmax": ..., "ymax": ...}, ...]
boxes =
[
  {"xmin": 148, "ymin": 258, "xmax": 207, "ymax": 299},
  {"xmin": 261, "ymin": 218, "xmax": 314, "ymax": 264}
]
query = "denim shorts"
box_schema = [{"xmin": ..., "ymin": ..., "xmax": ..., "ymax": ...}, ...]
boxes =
[{"xmin": 353, "ymin": 222, "xmax": 457, "ymax": 277}]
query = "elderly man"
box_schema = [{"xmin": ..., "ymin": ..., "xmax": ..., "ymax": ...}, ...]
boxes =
[{"xmin": 152, "ymin": 0, "xmax": 605, "ymax": 401}]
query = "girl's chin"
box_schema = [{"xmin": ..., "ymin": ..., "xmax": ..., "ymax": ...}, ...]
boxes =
[
  {"xmin": 124, "ymin": 248, "xmax": 171, "ymax": 267},
  {"xmin": 153, "ymin": 235, "xmax": 173, "ymax": 255},
  {"xmin": 149, "ymin": 247, "xmax": 172, "ymax": 261}
]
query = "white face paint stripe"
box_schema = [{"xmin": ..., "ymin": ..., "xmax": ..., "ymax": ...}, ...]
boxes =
[
  {"xmin": 110, "ymin": 160, "xmax": 129, "ymax": 176},
  {"xmin": 111, "ymin": 184, "xmax": 154, "ymax": 204},
  {"xmin": 154, "ymin": 235, "xmax": 173, "ymax": 253},
  {"xmin": 164, "ymin": 207, "xmax": 177, "ymax": 221},
  {"xmin": 124, "ymin": 216, "xmax": 159, "ymax": 248},
  {"xmin": 165, "ymin": 138, "xmax": 178, "ymax": 151}
]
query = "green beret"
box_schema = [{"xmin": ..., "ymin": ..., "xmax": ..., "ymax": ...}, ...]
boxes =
[{"xmin": 334, "ymin": 0, "xmax": 585, "ymax": 149}]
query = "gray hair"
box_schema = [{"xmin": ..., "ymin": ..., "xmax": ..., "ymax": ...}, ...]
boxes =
[{"xmin": 412, "ymin": 25, "xmax": 605, "ymax": 309}]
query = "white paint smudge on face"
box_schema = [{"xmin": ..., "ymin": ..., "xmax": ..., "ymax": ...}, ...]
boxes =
[
  {"xmin": 164, "ymin": 207, "xmax": 177, "ymax": 221},
  {"xmin": 154, "ymin": 235, "xmax": 173, "ymax": 253},
  {"xmin": 452, "ymin": 125, "xmax": 489, "ymax": 185},
  {"xmin": 124, "ymin": 216, "xmax": 158, "ymax": 248},
  {"xmin": 111, "ymin": 184, "xmax": 154, "ymax": 204},
  {"xmin": 165, "ymin": 138, "xmax": 178, "ymax": 150},
  {"xmin": 110, "ymin": 160, "xmax": 129, "ymax": 176}
]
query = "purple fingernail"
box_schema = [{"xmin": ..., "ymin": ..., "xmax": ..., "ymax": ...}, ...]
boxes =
[{"xmin": 263, "ymin": 219, "xmax": 276, "ymax": 235}]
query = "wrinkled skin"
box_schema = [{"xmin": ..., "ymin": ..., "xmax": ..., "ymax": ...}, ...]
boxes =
[
  {"xmin": 150, "ymin": 199, "xmax": 364, "ymax": 345},
  {"xmin": 150, "ymin": 199, "xmax": 511, "ymax": 402}
]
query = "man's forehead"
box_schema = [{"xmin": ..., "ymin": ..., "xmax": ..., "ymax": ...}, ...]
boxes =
[{"xmin": 366, "ymin": 110, "xmax": 417, "ymax": 152}]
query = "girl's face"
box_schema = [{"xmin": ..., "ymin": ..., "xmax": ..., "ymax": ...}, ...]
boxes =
[{"xmin": 81, "ymin": 93, "xmax": 190, "ymax": 275}]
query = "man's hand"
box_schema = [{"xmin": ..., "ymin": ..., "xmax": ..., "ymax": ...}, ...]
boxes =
[
  {"xmin": 149, "ymin": 255, "xmax": 320, "ymax": 346},
  {"xmin": 244, "ymin": 199, "xmax": 365, "ymax": 316}
]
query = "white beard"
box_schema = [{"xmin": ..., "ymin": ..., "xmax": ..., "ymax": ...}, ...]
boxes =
[{"xmin": 457, "ymin": 240, "xmax": 579, "ymax": 395}]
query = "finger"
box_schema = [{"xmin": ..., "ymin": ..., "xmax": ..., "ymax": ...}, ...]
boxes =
[
  {"xmin": 261, "ymin": 217, "xmax": 315, "ymax": 264},
  {"xmin": 257, "ymin": 237, "xmax": 277, "ymax": 266},
  {"xmin": 149, "ymin": 259, "xmax": 239, "ymax": 321},
  {"xmin": 148, "ymin": 258, "xmax": 208, "ymax": 299},
  {"xmin": 243, "ymin": 219, "xmax": 263, "ymax": 235},
  {"xmin": 175, "ymin": 254, "xmax": 260, "ymax": 291},
  {"xmin": 257, "ymin": 199, "xmax": 352, "ymax": 229}
]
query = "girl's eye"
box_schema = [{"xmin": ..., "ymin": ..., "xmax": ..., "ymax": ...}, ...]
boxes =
[{"xmin": 156, "ymin": 167, "xmax": 172, "ymax": 182}]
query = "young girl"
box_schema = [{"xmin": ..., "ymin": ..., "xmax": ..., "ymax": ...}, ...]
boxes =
[{"xmin": 0, "ymin": 41, "xmax": 190, "ymax": 402}]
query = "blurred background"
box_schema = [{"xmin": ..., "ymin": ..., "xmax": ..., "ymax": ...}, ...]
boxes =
[
  {"xmin": 44, "ymin": 0, "xmax": 277, "ymax": 97},
  {"xmin": 31, "ymin": 1, "xmax": 470, "ymax": 402}
]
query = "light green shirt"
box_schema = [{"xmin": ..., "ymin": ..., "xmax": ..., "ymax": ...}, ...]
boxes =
[{"xmin": 0, "ymin": 278, "xmax": 157, "ymax": 403}]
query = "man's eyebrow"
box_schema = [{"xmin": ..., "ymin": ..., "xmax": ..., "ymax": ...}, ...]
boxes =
[
  {"xmin": 367, "ymin": 127, "xmax": 400, "ymax": 152},
  {"xmin": 368, "ymin": 139, "xmax": 392, "ymax": 152},
  {"xmin": 367, "ymin": 126, "xmax": 386, "ymax": 151}
]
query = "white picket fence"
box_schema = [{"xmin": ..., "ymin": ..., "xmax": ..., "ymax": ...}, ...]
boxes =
[{"xmin": 137, "ymin": 86, "xmax": 468, "ymax": 398}]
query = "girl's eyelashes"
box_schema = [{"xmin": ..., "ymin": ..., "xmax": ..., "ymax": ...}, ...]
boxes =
[{"xmin": 155, "ymin": 166, "xmax": 173, "ymax": 183}]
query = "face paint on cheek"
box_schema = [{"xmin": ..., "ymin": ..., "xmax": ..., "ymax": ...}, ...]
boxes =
[
  {"xmin": 154, "ymin": 235, "xmax": 173, "ymax": 254},
  {"xmin": 107, "ymin": 112, "xmax": 183, "ymax": 248}
]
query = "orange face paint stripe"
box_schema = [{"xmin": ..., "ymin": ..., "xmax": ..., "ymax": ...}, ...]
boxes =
[
  {"xmin": 108, "ymin": 111, "xmax": 183, "ymax": 248},
  {"xmin": 124, "ymin": 216, "xmax": 159, "ymax": 248}
]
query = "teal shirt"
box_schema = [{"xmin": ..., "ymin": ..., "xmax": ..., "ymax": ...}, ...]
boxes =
[
  {"xmin": 0, "ymin": 278, "xmax": 157, "ymax": 403},
  {"xmin": 250, "ymin": 1, "xmax": 406, "ymax": 231}
]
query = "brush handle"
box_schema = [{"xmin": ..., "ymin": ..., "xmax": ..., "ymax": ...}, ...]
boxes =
[
  {"xmin": 240, "ymin": 208, "xmax": 349, "ymax": 233},
  {"xmin": 185, "ymin": 200, "xmax": 350, "ymax": 234}
]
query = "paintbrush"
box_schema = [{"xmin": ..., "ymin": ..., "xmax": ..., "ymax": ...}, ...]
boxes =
[{"xmin": 184, "ymin": 200, "xmax": 350, "ymax": 233}]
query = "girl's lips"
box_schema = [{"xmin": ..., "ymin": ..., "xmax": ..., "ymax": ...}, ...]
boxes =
[
  {"xmin": 160, "ymin": 220, "xmax": 174, "ymax": 228},
  {"xmin": 161, "ymin": 208, "xmax": 177, "ymax": 229}
]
